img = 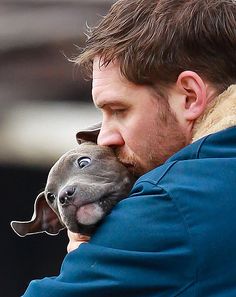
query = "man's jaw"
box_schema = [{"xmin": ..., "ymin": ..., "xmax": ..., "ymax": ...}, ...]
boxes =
[{"xmin": 115, "ymin": 146, "xmax": 166, "ymax": 177}]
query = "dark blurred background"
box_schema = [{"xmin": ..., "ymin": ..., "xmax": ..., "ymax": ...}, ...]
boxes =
[{"xmin": 0, "ymin": 1, "xmax": 115, "ymax": 296}]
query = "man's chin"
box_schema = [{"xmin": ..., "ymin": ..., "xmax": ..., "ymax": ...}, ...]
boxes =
[{"xmin": 116, "ymin": 151, "xmax": 150, "ymax": 177}]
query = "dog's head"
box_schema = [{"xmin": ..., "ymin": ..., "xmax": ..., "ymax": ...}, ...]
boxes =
[{"xmin": 11, "ymin": 142, "xmax": 135, "ymax": 237}]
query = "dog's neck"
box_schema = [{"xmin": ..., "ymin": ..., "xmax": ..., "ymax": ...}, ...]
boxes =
[{"xmin": 192, "ymin": 84, "xmax": 236, "ymax": 143}]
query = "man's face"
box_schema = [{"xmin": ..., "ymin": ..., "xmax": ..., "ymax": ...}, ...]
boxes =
[{"xmin": 92, "ymin": 59, "xmax": 187, "ymax": 177}]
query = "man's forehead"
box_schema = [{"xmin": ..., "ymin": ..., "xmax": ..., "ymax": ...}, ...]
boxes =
[
  {"xmin": 92, "ymin": 57, "xmax": 123, "ymax": 82},
  {"xmin": 93, "ymin": 56, "xmax": 118, "ymax": 70},
  {"xmin": 92, "ymin": 58, "xmax": 126, "ymax": 104}
]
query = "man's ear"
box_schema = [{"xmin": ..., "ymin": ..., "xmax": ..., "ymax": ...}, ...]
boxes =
[
  {"xmin": 11, "ymin": 192, "xmax": 65, "ymax": 237},
  {"xmin": 176, "ymin": 71, "xmax": 208, "ymax": 121}
]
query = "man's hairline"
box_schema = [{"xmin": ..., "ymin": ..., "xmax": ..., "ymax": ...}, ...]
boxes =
[{"xmin": 90, "ymin": 55, "xmax": 172, "ymax": 103}]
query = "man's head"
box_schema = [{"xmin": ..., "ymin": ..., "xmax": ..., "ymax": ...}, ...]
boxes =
[
  {"xmin": 76, "ymin": 0, "xmax": 236, "ymax": 176},
  {"xmin": 92, "ymin": 59, "xmax": 191, "ymax": 177},
  {"xmin": 78, "ymin": 0, "xmax": 236, "ymax": 91}
]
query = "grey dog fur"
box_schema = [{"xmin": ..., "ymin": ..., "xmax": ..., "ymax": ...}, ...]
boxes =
[{"xmin": 11, "ymin": 142, "xmax": 135, "ymax": 237}]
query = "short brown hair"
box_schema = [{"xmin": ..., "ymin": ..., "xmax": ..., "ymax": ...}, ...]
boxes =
[{"xmin": 76, "ymin": 0, "xmax": 236, "ymax": 93}]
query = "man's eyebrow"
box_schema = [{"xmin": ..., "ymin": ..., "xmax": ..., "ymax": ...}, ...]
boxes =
[{"xmin": 95, "ymin": 99, "xmax": 126, "ymax": 109}]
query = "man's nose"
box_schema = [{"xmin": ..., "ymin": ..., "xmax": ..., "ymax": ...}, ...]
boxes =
[{"xmin": 97, "ymin": 124, "xmax": 124, "ymax": 147}]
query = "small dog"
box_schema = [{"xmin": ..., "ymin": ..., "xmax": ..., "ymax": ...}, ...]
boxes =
[{"xmin": 11, "ymin": 125, "xmax": 135, "ymax": 237}]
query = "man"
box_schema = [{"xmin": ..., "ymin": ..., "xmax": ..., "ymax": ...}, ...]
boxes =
[{"xmin": 23, "ymin": 0, "xmax": 236, "ymax": 296}]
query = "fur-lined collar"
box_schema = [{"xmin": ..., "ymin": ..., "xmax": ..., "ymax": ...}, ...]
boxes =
[{"xmin": 192, "ymin": 84, "xmax": 236, "ymax": 142}]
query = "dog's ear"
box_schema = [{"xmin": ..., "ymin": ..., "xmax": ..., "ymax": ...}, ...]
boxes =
[
  {"xmin": 11, "ymin": 192, "xmax": 65, "ymax": 237},
  {"xmin": 76, "ymin": 122, "xmax": 101, "ymax": 144}
]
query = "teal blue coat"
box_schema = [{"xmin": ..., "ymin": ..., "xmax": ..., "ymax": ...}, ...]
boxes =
[{"xmin": 22, "ymin": 127, "xmax": 236, "ymax": 297}]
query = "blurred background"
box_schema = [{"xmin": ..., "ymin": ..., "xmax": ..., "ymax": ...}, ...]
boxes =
[{"xmin": 0, "ymin": 1, "xmax": 115, "ymax": 296}]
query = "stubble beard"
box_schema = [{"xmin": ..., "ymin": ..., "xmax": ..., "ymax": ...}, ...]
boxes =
[
  {"xmin": 115, "ymin": 110, "xmax": 187, "ymax": 178},
  {"xmin": 116, "ymin": 149, "xmax": 145, "ymax": 178}
]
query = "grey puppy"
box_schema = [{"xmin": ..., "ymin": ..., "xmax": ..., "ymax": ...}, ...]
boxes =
[{"xmin": 11, "ymin": 126, "xmax": 135, "ymax": 237}]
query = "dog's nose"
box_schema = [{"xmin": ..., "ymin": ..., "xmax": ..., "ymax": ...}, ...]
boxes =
[{"xmin": 59, "ymin": 186, "xmax": 76, "ymax": 206}]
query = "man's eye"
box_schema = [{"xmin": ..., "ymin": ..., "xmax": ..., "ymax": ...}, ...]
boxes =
[
  {"xmin": 112, "ymin": 109, "xmax": 126, "ymax": 115},
  {"xmin": 77, "ymin": 157, "xmax": 91, "ymax": 169}
]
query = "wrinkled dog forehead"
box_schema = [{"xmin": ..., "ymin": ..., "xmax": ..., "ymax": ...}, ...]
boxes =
[
  {"xmin": 46, "ymin": 143, "xmax": 122, "ymax": 187},
  {"xmin": 74, "ymin": 142, "xmax": 115, "ymax": 158},
  {"xmin": 60, "ymin": 143, "xmax": 115, "ymax": 162}
]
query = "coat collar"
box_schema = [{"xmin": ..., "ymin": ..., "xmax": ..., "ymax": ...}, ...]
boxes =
[{"xmin": 192, "ymin": 84, "xmax": 236, "ymax": 143}]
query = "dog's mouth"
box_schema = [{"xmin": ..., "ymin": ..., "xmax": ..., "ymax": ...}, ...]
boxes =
[
  {"xmin": 98, "ymin": 195, "xmax": 117, "ymax": 211},
  {"xmin": 76, "ymin": 195, "xmax": 116, "ymax": 225},
  {"xmin": 59, "ymin": 195, "xmax": 117, "ymax": 235}
]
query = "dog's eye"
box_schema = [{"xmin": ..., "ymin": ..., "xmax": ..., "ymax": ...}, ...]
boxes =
[
  {"xmin": 77, "ymin": 157, "xmax": 91, "ymax": 169},
  {"xmin": 47, "ymin": 192, "xmax": 56, "ymax": 203}
]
